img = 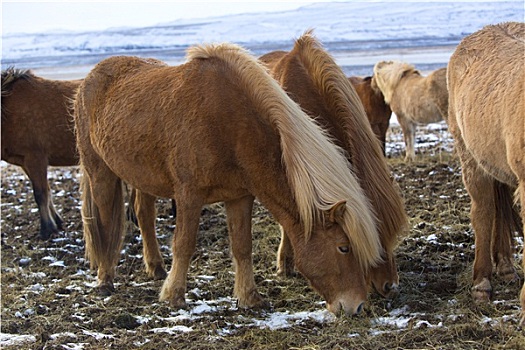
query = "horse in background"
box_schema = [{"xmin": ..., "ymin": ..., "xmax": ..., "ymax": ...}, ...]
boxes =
[
  {"xmin": 348, "ymin": 76, "xmax": 392, "ymax": 155},
  {"xmin": 1, "ymin": 68, "xmax": 81, "ymax": 239},
  {"xmin": 373, "ymin": 61, "xmax": 448, "ymax": 161},
  {"xmin": 259, "ymin": 31, "xmax": 408, "ymax": 299},
  {"xmin": 74, "ymin": 44, "xmax": 383, "ymax": 315},
  {"xmin": 259, "ymin": 50, "xmax": 392, "ymax": 154},
  {"xmin": 447, "ymin": 22, "xmax": 524, "ymax": 324}
]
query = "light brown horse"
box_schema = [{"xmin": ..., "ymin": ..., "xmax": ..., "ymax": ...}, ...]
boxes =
[
  {"xmin": 1, "ymin": 68, "xmax": 81, "ymax": 239},
  {"xmin": 74, "ymin": 44, "xmax": 383, "ymax": 315},
  {"xmin": 348, "ymin": 76, "xmax": 392, "ymax": 155},
  {"xmin": 447, "ymin": 22, "xmax": 525, "ymax": 324},
  {"xmin": 259, "ymin": 32, "xmax": 408, "ymax": 299},
  {"xmin": 373, "ymin": 61, "xmax": 448, "ymax": 161}
]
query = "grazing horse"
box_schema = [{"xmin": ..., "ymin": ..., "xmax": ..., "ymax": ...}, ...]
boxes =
[
  {"xmin": 447, "ymin": 22, "xmax": 525, "ymax": 324},
  {"xmin": 259, "ymin": 32, "xmax": 408, "ymax": 299},
  {"xmin": 74, "ymin": 44, "xmax": 383, "ymax": 315},
  {"xmin": 348, "ymin": 76, "xmax": 392, "ymax": 155},
  {"xmin": 373, "ymin": 61, "xmax": 448, "ymax": 161},
  {"xmin": 1, "ymin": 68, "xmax": 81, "ymax": 239}
]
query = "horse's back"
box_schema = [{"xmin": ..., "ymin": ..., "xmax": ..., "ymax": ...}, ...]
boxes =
[{"xmin": 448, "ymin": 22, "xmax": 525, "ymax": 184}]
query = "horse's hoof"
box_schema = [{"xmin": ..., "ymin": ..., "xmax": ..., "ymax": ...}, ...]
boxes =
[
  {"xmin": 472, "ymin": 278, "xmax": 492, "ymax": 303},
  {"xmin": 159, "ymin": 286, "xmax": 187, "ymax": 309},
  {"xmin": 496, "ymin": 263, "xmax": 518, "ymax": 282},
  {"xmin": 237, "ymin": 289, "xmax": 270, "ymax": 309},
  {"xmin": 98, "ymin": 283, "xmax": 115, "ymax": 296},
  {"xmin": 148, "ymin": 265, "xmax": 167, "ymax": 280}
]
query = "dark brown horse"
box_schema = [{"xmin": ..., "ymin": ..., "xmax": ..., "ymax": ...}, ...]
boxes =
[
  {"xmin": 74, "ymin": 44, "xmax": 383, "ymax": 315},
  {"xmin": 447, "ymin": 22, "xmax": 524, "ymax": 324},
  {"xmin": 259, "ymin": 32, "xmax": 408, "ymax": 299},
  {"xmin": 1, "ymin": 68, "xmax": 81, "ymax": 239},
  {"xmin": 348, "ymin": 76, "xmax": 392, "ymax": 155}
]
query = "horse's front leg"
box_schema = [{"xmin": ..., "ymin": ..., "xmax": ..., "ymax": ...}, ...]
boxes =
[
  {"xmin": 134, "ymin": 190, "xmax": 166, "ymax": 280},
  {"xmin": 225, "ymin": 195, "xmax": 268, "ymax": 308},
  {"xmin": 396, "ymin": 114, "xmax": 416, "ymax": 162},
  {"xmin": 277, "ymin": 225, "xmax": 295, "ymax": 277},
  {"xmin": 160, "ymin": 198, "xmax": 201, "ymax": 308},
  {"xmin": 22, "ymin": 157, "xmax": 61, "ymax": 240}
]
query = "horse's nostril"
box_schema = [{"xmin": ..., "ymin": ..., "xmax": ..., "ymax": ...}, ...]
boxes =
[
  {"xmin": 355, "ymin": 302, "xmax": 364, "ymax": 315},
  {"xmin": 384, "ymin": 283, "xmax": 392, "ymax": 292}
]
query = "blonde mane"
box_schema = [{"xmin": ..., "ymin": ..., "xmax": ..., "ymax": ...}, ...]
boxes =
[
  {"xmin": 187, "ymin": 43, "xmax": 382, "ymax": 268},
  {"xmin": 373, "ymin": 61, "xmax": 420, "ymax": 104}
]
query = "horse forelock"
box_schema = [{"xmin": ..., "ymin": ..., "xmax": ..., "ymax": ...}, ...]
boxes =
[
  {"xmin": 373, "ymin": 61, "xmax": 419, "ymax": 104},
  {"xmin": 293, "ymin": 32, "xmax": 408, "ymax": 252},
  {"xmin": 186, "ymin": 41, "xmax": 382, "ymax": 268}
]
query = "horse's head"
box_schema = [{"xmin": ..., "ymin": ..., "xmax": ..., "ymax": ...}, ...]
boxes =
[
  {"xmin": 289, "ymin": 201, "xmax": 368, "ymax": 316},
  {"xmin": 373, "ymin": 60, "xmax": 419, "ymax": 104}
]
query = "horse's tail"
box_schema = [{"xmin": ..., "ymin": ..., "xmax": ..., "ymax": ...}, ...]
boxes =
[
  {"xmin": 292, "ymin": 31, "xmax": 408, "ymax": 253},
  {"xmin": 80, "ymin": 164, "xmax": 125, "ymax": 273},
  {"xmin": 494, "ymin": 181, "xmax": 522, "ymax": 259},
  {"xmin": 187, "ymin": 42, "xmax": 382, "ymax": 269}
]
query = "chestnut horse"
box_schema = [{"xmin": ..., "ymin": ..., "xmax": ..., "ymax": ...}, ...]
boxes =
[
  {"xmin": 1, "ymin": 68, "xmax": 81, "ymax": 239},
  {"xmin": 74, "ymin": 44, "xmax": 383, "ymax": 315},
  {"xmin": 373, "ymin": 62, "xmax": 448, "ymax": 161},
  {"xmin": 348, "ymin": 76, "xmax": 392, "ymax": 155},
  {"xmin": 259, "ymin": 32, "xmax": 407, "ymax": 299},
  {"xmin": 447, "ymin": 22, "xmax": 525, "ymax": 324}
]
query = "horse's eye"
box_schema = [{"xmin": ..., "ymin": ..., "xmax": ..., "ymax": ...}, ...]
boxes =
[{"xmin": 338, "ymin": 246, "xmax": 350, "ymax": 254}]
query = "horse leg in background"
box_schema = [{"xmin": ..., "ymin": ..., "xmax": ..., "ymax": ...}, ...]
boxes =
[
  {"xmin": 396, "ymin": 113, "xmax": 416, "ymax": 162},
  {"xmin": 21, "ymin": 157, "xmax": 62, "ymax": 240},
  {"xmin": 133, "ymin": 190, "xmax": 167, "ymax": 279},
  {"xmin": 225, "ymin": 195, "xmax": 268, "ymax": 308},
  {"xmin": 518, "ymin": 180, "xmax": 525, "ymax": 325},
  {"xmin": 276, "ymin": 226, "xmax": 295, "ymax": 277},
  {"xmin": 491, "ymin": 182, "xmax": 519, "ymax": 282},
  {"xmin": 159, "ymin": 194, "xmax": 202, "ymax": 308},
  {"xmin": 80, "ymin": 163, "xmax": 125, "ymax": 296}
]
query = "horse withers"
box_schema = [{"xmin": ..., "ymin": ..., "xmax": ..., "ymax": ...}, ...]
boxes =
[
  {"xmin": 373, "ymin": 61, "xmax": 448, "ymax": 162},
  {"xmin": 448, "ymin": 22, "xmax": 525, "ymax": 324},
  {"xmin": 259, "ymin": 31, "xmax": 407, "ymax": 299},
  {"xmin": 1, "ymin": 68, "xmax": 81, "ymax": 239},
  {"xmin": 74, "ymin": 45, "xmax": 383, "ymax": 316}
]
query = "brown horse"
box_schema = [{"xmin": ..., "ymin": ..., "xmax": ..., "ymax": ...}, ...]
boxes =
[
  {"xmin": 1, "ymin": 68, "xmax": 81, "ymax": 239},
  {"xmin": 258, "ymin": 50, "xmax": 392, "ymax": 154},
  {"xmin": 447, "ymin": 22, "xmax": 525, "ymax": 324},
  {"xmin": 74, "ymin": 44, "xmax": 383, "ymax": 315},
  {"xmin": 373, "ymin": 61, "xmax": 448, "ymax": 161},
  {"xmin": 348, "ymin": 76, "xmax": 392, "ymax": 155},
  {"xmin": 259, "ymin": 32, "xmax": 408, "ymax": 299}
]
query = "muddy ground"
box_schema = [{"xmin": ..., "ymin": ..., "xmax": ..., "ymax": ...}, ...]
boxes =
[{"xmin": 1, "ymin": 123, "xmax": 524, "ymax": 349}]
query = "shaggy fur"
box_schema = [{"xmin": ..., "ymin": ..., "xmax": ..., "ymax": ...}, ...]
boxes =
[
  {"xmin": 447, "ymin": 21, "xmax": 525, "ymax": 324},
  {"xmin": 260, "ymin": 31, "xmax": 408, "ymax": 298},
  {"xmin": 1, "ymin": 67, "xmax": 81, "ymax": 239},
  {"xmin": 74, "ymin": 42, "xmax": 382, "ymax": 315},
  {"xmin": 373, "ymin": 61, "xmax": 448, "ymax": 161}
]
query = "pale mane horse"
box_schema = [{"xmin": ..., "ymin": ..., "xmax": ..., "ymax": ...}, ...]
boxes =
[
  {"xmin": 1, "ymin": 68, "xmax": 81, "ymax": 239},
  {"xmin": 74, "ymin": 43, "xmax": 382, "ymax": 315},
  {"xmin": 259, "ymin": 32, "xmax": 408, "ymax": 299},
  {"xmin": 447, "ymin": 22, "xmax": 525, "ymax": 324},
  {"xmin": 373, "ymin": 61, "xmax": 448, "ymax": 161}
]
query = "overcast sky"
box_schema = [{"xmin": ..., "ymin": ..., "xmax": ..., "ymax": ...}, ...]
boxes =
[{"xmin": 2, "ymin": 1, "xmax": 315, "ymax": 34}]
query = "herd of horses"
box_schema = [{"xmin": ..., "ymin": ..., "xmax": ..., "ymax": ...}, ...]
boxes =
[{"xmin": 1, "ymin": 23, "xmax": 523, "ymax": 323}]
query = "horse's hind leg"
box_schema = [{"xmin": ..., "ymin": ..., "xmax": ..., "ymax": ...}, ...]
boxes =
[
  {"xmin": 21, "ymin": 157, "xmax": 61, "ymax": 240},
  {"xmin": 160, "ymin": 194, "xmax": 201, "ymax": 308},
  {"xmin": 80, "ymin": 164, "xmax": 125, "ymax": 296},
  {"xmin": 133, "ymin": 190, "xmax": 166, "ymax": 279},
  {"xmin": 225, "ymin": 195, "xmax": 267, "ymax": 308}
]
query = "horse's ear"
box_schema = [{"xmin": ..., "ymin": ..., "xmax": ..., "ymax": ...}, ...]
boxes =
[{"xmin": 327, "ymin": 200, "xmax": 347, "ymax": 223}]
